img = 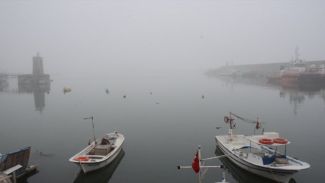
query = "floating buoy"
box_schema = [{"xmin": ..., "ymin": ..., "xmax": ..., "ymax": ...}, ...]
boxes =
[{"xmin": 63, "ymin": 87, "xmax": 71, "ymax": 94}]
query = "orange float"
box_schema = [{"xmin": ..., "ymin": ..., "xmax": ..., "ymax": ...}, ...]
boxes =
[
  {"xmin": 74, "ymin": 156, "xmax": 89, "ymax": 161},
  {"xmin": 273, "ymin": 138, "xmax": 288, "ymax": 144},
  {"xmin": 259, "ymin": 138, "xmax": 274, "ymax": 145}
]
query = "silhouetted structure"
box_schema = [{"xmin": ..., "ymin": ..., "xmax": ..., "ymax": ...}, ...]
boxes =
[
  {"xmin": 0, "ymin": 74, "xmax": 9, "ymax": 91},
  {"xmin": 17, "ymin": 53, "xmax": 51, "ymax": 112},
  {"xmin": 33, "ymin": 53, "xmax": 44, "ymax": 75},
  {"xmin": 18, "ymin": 53, "xmax": 50, "ymax": 86}
]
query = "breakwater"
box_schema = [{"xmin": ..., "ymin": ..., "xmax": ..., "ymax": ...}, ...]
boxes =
[{"xmin": 206, "ymin": 60, "xmax": 325, "ymax": 78}]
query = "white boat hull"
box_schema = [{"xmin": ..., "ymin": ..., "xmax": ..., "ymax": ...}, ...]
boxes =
[
  {"xmin": 79, "ymin": 147, "xmax": 122, "ymax": 173},
  {"xmin": 69, "ymin": 132, "xmax": 125, "ymax": 174},
  {"xmin": 216, "ymin": 137, "xmax": 296, "ymax": 183}
]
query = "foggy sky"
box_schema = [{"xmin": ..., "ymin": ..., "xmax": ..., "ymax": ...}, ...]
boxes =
[{"xmin": 1, "ymin": 0, "xmax": 325, "ymax": 75}]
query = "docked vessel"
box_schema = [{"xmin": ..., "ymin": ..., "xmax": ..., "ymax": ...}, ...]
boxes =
[
  {"xmin": 268, "ymin": 48, "xmax": 325, "ymax": 88},
  {"xmin": 0, "ymin": 147, "xmax": 37, "ymax": 182},
  {"xmin": 73, "ymin": 149, "xmax": 125, "ymax": 183},
  {"xmin": 215, "ymin": 113, "xmax": 310, "ymax": 183},
  {"xmin": 69, "ymin": 132, "xmax": 125, "ymax": 173}
]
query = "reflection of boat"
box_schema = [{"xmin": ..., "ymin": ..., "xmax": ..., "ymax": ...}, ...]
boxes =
[
  {"xmin": 73, "ymin": 149, "xmax": 124, "ymax": 183},
  {"xmin": 215, "ymin": 146, "xmax": 278, "ymax": 183},
  {"xmin": 69, "ymin": 132, "xmax": 125, "ymax": 173},
  {"xmin": 215, "ymin": 113, "xmax": 310, "ymax": 183}
]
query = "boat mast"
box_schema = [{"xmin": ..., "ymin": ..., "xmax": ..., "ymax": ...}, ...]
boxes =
[
  {"xmin": 84, "ymin": 116, "xmax": 96, "ymax": 144},
  {"xmin": 228, "ymin": 112, "xmax": 233, "ymax": 140}
]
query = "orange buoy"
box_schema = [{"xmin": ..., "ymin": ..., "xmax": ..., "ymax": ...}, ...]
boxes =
[
  {"xmin": 259, "ymin": 138, "xmax": 274, "ymax": 145},
  {"xmin": 273, "ymin": 138, "xmax": 288, "ymax": 144},
  {"xmin": 74, "ymin": 156, "xmax": 89, "ymax": 161}
]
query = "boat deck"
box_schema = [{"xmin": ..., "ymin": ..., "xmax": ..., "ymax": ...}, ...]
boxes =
[
  {"xmin": 88, "ymin": 145, "xmax": 114, "ymax": 156},
  {"xmin": 216, "ymin": 134, "xmax": 309, "ymax": 170}
]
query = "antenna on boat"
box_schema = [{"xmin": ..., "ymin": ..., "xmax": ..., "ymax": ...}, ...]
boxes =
[{"xmin": 84, "ymin": 116, "xmax": 96, "ymax": 144}]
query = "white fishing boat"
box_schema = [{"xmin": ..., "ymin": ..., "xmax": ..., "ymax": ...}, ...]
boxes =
[
  {"xmin": 69, "ymin": 116, "xmax": 125, "ymax": 173},
  {"xmin": 69, "ymin": 131, "xmax": 125, "ymax": 173},
  {"xmin": 215, "ymin": 113, "xmax": 310, "ymax": 183}
]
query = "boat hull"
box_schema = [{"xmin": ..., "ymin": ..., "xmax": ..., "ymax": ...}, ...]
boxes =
[
  {"xmin": 215, "ymin": 137, "xmax": 295, "ymax": 183},
  {"xmin": 69, "ymin": 132, "xmax": 125, "ymax": 174},
  {"xmin": 78, "ymin": 147, "xmax": 122, "ymax": 173}
]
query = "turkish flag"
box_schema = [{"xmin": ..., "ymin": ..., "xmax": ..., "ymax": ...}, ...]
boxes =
[{"xmin": 192, "ymin": 151, "xmax": 200, "ymax": 173}]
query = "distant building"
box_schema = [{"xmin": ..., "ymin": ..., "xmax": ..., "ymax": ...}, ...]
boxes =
[
  {"xmin": 33, "ymin": 53, "xmax": 44, "ymax": 75},
  {"xmin": 18, "ymin": 53, "xmax": 50, "ymax": 85},
  {"xmin": 17, "ymin": 53, "xmax": 51, "ymax": 112}
]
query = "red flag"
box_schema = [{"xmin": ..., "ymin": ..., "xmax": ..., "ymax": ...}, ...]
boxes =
[
  {"xmin": 192, "ymin": 151, "xmax": 200, "ymax": 173},
  {"xmin": 256, "ymin": 121, "xmax": 261, "ymax": 130}
]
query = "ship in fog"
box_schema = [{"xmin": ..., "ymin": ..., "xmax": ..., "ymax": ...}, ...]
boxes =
[{"xmin": 268, "ymin": 48, "xmax": 325, "ymax": 89}]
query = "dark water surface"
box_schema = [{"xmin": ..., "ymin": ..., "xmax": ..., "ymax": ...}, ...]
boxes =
[{"xmin": 1, "ymin": 70, "xmax": 324, "ymax": 183}]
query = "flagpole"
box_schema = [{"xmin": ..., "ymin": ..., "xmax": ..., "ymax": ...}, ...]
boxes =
[
  {"xmin": 91, "ymin": 116, "xmax": 96, "ymax": 144},
  {"xmin": 198, "ymin": 145, "xmax": 202, "ymax": 183}
]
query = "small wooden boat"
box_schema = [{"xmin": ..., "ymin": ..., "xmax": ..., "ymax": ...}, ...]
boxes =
[
  {"xmin": 69, "ymin": 132, "xmax": 125, "ymax": 173},
  {"xmin": 73, "ymin": 149, "xmax": 125, "ymax": 183},
  {"xmin": 0, "ymin": 147, "xmax": 37, "ymax": 183}
]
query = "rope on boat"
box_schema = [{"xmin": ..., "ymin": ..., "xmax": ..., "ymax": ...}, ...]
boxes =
[{"xmin": 230, "ymin": 112, "xmax": 258, "ymax": 124}]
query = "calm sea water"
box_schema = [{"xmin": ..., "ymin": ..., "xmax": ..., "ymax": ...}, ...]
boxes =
[{"xmin": 1, "ymin": 70, "xmax": 324, "ymax": 183}]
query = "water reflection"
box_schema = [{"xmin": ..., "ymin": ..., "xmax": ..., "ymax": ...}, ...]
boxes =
[
  {"xmin": 18, "ymin": 82, "xmax": 50, "ymax": 113},
  {"xmin": 279, "ymin": 87, "xmax": 325, "ymax": 115},
  {"xmin": 214, "ymin": 147, "xmax": 296, "ymax": 183},
  {"xmin": 0, "ymin": 77, "xmax": 51, "ymax": 113},
  {"xmin": 73, "ymin": 150, "xmax": 125, "ymax": 183},
  {"xmin": 215, "ymin": 76, "xmax": 325, "ymax": 114}
]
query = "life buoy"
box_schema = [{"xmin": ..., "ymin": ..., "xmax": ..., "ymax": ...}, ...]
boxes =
[
  {"xmin": 74, "ymin": 156, "xmax": 89, "ymax": 161},
  {"xmin": 273, "ymin": 138, "xmax": 288, "ymax": 144},
  {"xmin": 224, "ymin": 116, "xmax": 229, "ymax": 123},
  {"xmin": 259, "ymin": 138, "xmax": 274, "ymax": 145}
]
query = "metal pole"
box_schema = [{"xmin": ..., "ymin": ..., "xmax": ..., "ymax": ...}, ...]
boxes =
[
  {"xmin": 198, "ymin": 146, "xmax": 202, "ymax": 183},
  {"xmin": 12, "ymin": 172, "xmax": 16, "ymax": 183},
  {"xmin": 84, "ymin": 116, "xmax": 96, "ymax": 144},
  {"xmin": 91, "ymin": 116, "xmax": 96, "ymax": 144}
]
